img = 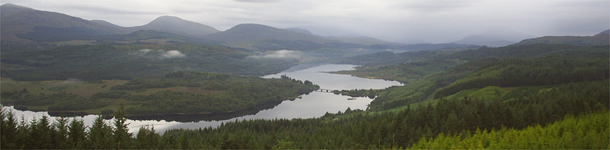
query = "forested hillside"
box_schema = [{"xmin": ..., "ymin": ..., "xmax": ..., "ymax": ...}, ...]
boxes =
[
  {"xmin": 1, "ymin": 71, "xmax": 319, "ymax": 116},
  {"xmin": 1, "ymin": 44, "xmax": 298, "ymax": 81}
]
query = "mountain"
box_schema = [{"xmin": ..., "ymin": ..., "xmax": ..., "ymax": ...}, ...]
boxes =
[
  {"xmin": 454, "ymin": 34, "xmax": 517, "ymax": 47},
  {"xmin": 454, "ymin": 29, "xmax": 534, "ymax": 47},
  {"xmin": 0, "ymin": 4, "xmax": 218, "ymax": 44},
  {"xmin": 206, "ymin": 24, "xmax": 328, "ymax": 43},
  {"xmin": 595, "ymin": 29, "xmax": 610, "ymax": 36},
  {"xmin": 204, "ymin": 24, "xmax": 338, "ymax": 50},
  {"xmin": 512, "ymin": 30, "xmax": 609, "ymax": 46},
  {"xmin": 91, "ymin": 20, "xmax": 125, "ymax": 29},
  {"xmin": 285, "ymin": 28, "xmax": 314, "ymax": 35},
  {"xmin": 0, "ymin": 3, "xmax": 123, "ymax": 43},
  {"xmin": 325, "ymin": 36, "xmax": 400, "ymax": 46},
  {"xmin": 286, "ymin": 28, "xmax": 399, "ymax": 45},
  {"xmin": 129, "ymin": 16, "xmax": 219, "ymax": 37},
  {"xmin": 0, "ymin": 3, "xmax": 33, "ymax": 17}
]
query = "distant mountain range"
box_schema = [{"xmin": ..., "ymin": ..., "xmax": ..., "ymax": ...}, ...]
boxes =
[{"xmin": 2, "ymin": 3, "xmax": 605, "ymax": 52}]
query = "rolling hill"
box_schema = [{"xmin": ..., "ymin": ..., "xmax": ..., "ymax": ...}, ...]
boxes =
[
  {"xmin": 512, "ymin": 29, "xmax": 610, "ymax": 46},
  {"xmin": 0, "ymin": 3, "xmax": 124, "ymax": 43},
  {"xmin": 128, "ymin": 16, "xmax": 219, "ymax": 37}
]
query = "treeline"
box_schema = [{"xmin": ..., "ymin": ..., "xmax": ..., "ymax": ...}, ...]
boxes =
[
  {"xmin": 2, "ymin": 80, "xmax": 607, "ymax": 149},
  {"xmin": 1, "ymin": 104, "xmax": 135, "ymax": 149},
  {"xmin": 1, "ymin": 90, "xmax": 108, "ymax": 111},
  {"xmin": 117, "ymin": 71, "xmax": 319, "ymax": 115}
]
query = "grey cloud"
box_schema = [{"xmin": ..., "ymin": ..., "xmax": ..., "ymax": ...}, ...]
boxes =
[
  {"xmin": 234, "ymin": 0, "xmax": 279, "ymax": 3},
  {"xmin": 400, "ymin": 0, "xmax": 475, "ymax": 13}
]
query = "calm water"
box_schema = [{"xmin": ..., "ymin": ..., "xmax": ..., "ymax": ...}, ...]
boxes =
[{"xmin": 2, "ymin": 64, "xmax": 402, "ymax": 133}]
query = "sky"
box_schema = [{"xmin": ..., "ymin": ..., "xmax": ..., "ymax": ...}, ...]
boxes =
[{"xmin": 1, "ymin": 0, "xmax": 608, "ymax": 43}]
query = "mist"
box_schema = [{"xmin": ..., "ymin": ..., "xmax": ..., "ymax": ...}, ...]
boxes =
[
  {"xmin": 248, "ymin": 50, "xmax": 303, "ymax": 59},
  {"xmin": 135, "ymin": 49, "xmax": 186, "ymax": 59}
]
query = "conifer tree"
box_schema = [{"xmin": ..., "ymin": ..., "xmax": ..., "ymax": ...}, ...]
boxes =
[
  {"xmin": 88, "ymin": 115, "xmax": 114, "ymax": 149},
  {"xmin": 68, "ymin": 119, "xmax": 86, "ymax": 148},
  {"xmin": 114, "ymin": 102, "xmax": 132, "ymax": 149}
]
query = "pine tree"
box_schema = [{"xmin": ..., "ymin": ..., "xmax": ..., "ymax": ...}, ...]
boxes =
[
  {"xmin": 53, "ymin": 116, "xmax": 70, "ymax": 149},
  {"xmin": 114, "ymin": 102, "xmax": 132, "ymax": 149},
  {"xmin": 0, "ymin": 108, "xmax": 19, "ymax": 149},
  {"xmin": 68, "ymin": 119, "xmax": 86, "ymax": 148},
  {"xmin": 88, "ymin": 115, "xmax": 114, "ymax": 149}
]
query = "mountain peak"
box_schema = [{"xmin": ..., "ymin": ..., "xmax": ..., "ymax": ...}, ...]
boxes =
[
  {"xmin": 134, "ymin": 15, "xmax": 219, "ymax": 37},
  {"xmin": 150, "ymin": 15, "xmax": 184, "ymax": 22},
  {"xmin": 1, "ymin": 3, "xmax": 35, "ymax": 17},
  {"xmin": 0, "ymin": 3, "xmax": 33, "ymax": 9},
  {"xmin": 229, "ymin": 23, "xmax": 277, "ymax": 31}
]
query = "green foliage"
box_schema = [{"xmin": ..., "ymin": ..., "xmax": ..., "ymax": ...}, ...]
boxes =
[
  {"xmin": 118, "ymin": 71, "xmax": 319, "ymax": 115},
  {"xmin": 368, "ymin": 58, "xmax": 497, "ymax": 111},
  {"xmin": 1, "ymin": 44, "xmax": 298, "ymax": 81},
  {"xmin": 434, "ymin": 56, "xmax": 609, "ymax": 98},
  {"xmin": 466, "ymin": 86, "xmax": 506, "ymax": 100},
  {"xmin": 410, "ymin": 111, "xmax": 609, "ymax": 149},
  {"xmin": 113, "ymin": 103, "xmax": 132, "ymax": 149},
  {"xmin": 0, "ymin": 79, "xmax": 606, "ymax": 149},
  {"xmin": 87, "ymin": 116, "xmax": 114, "ymax": 149},
  {"xmin": 2, "ymin": 90, "xmax": 109, "ymax": 111}
]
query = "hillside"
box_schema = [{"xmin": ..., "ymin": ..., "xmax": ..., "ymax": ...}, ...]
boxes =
[
  {"xmin": 204, "ymin": 23, "xmax": 339, "ymax": 50},
  {"xmin": 129, "ymin": 16, "xmax": 219, "ymax": 37},
  {"xmin": 0, "ymin": 4, "xmax": 123, "ymax": 43},
  {"xmin": 512, "ymin": 30, "xmax": 609, "ymax": 46}
]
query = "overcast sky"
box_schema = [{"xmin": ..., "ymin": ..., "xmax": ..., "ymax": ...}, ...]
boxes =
[{"xmin": 1, "ymin": 0, "xmax": 608, "ymax": 43}]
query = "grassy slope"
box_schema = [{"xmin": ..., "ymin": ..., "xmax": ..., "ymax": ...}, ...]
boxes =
[{"xmin": 410, "ymin": 111, "xmax": 609, "ymax": 149}]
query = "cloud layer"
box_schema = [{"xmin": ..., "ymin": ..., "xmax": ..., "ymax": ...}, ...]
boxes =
[
  {"xmin": 1, "ymin": 0, "xmax": 608, "ymax": 43},
  {"xmin": 136, "ymin": 49, "xmax": 186, "ymax": 59}
]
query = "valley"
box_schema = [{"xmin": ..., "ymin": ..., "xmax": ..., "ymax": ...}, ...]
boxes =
[{"xmin": 1, "ymin": 2, "xmax": 608, "ymax": 149}]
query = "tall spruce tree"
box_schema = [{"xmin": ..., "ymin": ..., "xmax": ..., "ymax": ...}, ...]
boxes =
[
  {"xmin": 88, "ymin": 115, "xmax": 114, "ymax": 149},
  {"xmin": 113, "ymin": 103, "xmax": 132, "ymax": 149}
]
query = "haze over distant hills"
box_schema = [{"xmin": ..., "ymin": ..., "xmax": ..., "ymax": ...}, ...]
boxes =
[
  {"xmin": 453, "ymin": 29, "xmax": 535, "ymax": 47},
  {"xmin": 2, "ymin": 3, "xmax": 605, "ymax": 52},
  {"xmin": 0, "ymin": 3, "xmax": 405, "ymax": 50}
]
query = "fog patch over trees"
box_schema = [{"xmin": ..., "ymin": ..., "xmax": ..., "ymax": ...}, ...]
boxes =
[
  {"xmin": 133, "ymin": 49, "xmax": 186, "ymax": 59},
  {"xmin": 247, "ymin": 50, "xmax": 302, "ymax": 59}
]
